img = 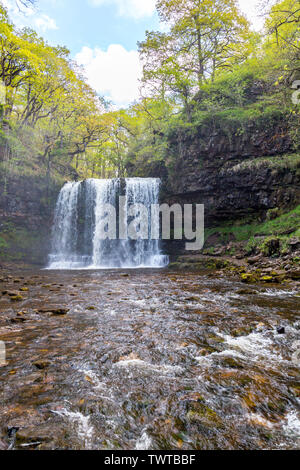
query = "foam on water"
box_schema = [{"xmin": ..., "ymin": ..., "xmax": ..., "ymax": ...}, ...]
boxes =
[
  {"xmin": 135, "ymin": 430, "xmax": 153, "ymax": 450},
  {"xmin": 52, "ymin": 409, "xmax": 94, "ymax": 449},
  {"xmin": 114, "ymin": 358, "xmax": 183, "ymax": 376},
  {"xmin": 283, "ymin": 411, "xmax": 300, "ymax": 440}
]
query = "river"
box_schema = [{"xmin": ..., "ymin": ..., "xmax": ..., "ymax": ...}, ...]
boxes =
[{"xmin": 0, "ymin": 268, "xmax": 299, "ymax": 450}]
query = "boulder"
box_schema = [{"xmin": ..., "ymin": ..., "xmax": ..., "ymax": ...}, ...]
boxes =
[{"xmin": 37, "ymin": 307, "xmax": 69, "ymax": 315}]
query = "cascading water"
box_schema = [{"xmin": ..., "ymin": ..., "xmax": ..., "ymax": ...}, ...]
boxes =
[{"xmin": 47, "ymin": 178, "xmax": 169, "ymax": 269}]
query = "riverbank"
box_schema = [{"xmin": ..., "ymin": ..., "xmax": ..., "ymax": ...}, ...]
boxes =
[
  {"xmin": 169, "ymin": 253, "xmax": 300, "ymax": 286},
  {"xmin": 168, "ymin": 203, "xmax": 300, "ymax": 286}
]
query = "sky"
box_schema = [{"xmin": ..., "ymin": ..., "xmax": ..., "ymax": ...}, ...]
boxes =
[{"xmin": 3, "ymin": 0, "xmax": 265, "ymax": 108}]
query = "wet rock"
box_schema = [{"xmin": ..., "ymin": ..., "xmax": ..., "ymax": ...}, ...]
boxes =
[
  {"xmin": 11, "ymin": 317, "xmax": 27, "ymax": 323},
  {"xmin": 37, "ymin": 307, "xmax": 69, "ymax": 315},
  {"xmin": 236, "ymin": 288, "xmax": 253, "ymax": 295},
  {"xmin": 260, "ymin": 237, "xmax": 281, "ymax": 257},
  {"xmin": 186, "ymin": 403, "xmax": 224, "ymax": 429},
  {"xmin": 271, "ymin": 270, "xmax": 287, "ymax": 280},
  {"xmin": 241, "ymin": 273, "xmax": 257, "ymax": 283},
  {"xmin": 243, "ymin": 391, "xmax": 259, "ymax": 410},
  {"xmin": 2, "ymin": 290, "xmax": 19, "ymax": 296},
  {"xmin": 220, "ymin": 356, "xmax": 244, "ymax": 369},
  {"xmin": 248, "ymin": 255, "xmax": 262, "ymax": 265},
  {"xmin": 289, "ymin": 237, "xmax": 300, "ymax": 247},
  {"xmin": 33, "ymin": 360, "xmax": 51, "ymax": 370},
  {"xmin": 7, "ymin": 425, "xmax": 19, "ymax": 449},
  {"xmin": 260, "ymin": 276, "xmax": 274, "ymax": 283},
  {"xmin": 7, "ymin": 426, "xmax": 19, "ymax": 438},
  {"xmin": 51, "ymin": 308, "xmax": 69, "ymax": 316},
  {"xmin": 288, "ymin": 270, "xmax": 300, "ymax": 280},
  {"xmin": 207, "ymin": 334, "xmax": 225, "ymax": 344},
  {"xmin": 17, "ymin": 310, "xmax": 28, "ymax": 316},
  {"xmin": 16, "ymin": 425, "xmax": 53, "ymax": 444},
  {"xmin": 10, "ymin": 295, "xmax": 24, "ymax": 302},
  {"xmin": 277, "ymin": 327, "xmax": 285, "ymax": 335},
  {"xmin": 0, "ymin": 439, "xmax": 8, "ymax": 450},
  {"xmin": 119, "ymin": 352, "xmax": 140, "ymax": 361},
  {"xmin": 198, "ymin": 348, "xmax": 211, "ymax": 356},
  {"xmin": 212, "ymin": 247, "xmax": 224, "ymax": 256},
  {"xmin": 232, "ymin": 327, "xmax": 252, "ymax": 337}
]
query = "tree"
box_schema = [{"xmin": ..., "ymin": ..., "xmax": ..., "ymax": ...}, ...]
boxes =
[
  {"xmin": 262, "ymin": 0, "xmax": 300, "ymax": 93},
  {"xmin": 16, "ymin": 0, "xmax": 36, "ymax": 11},
  {"xmin": 0, "ymin": 9, "xmax": 42, "ymax": 96},
  {"xmin": 157, "ymin": 0, "xmax": 250, "ymax": 82},
  {"xmin": 265, "ymin": 0, "xmax": 300, "ymax": 50},
  {"xmin": 139, "ymin": 0, "xmax": 251, "ymax": 116},
  {"xmin": 0, "ymin": 4, "xmax": 116, "ymax": 180}
]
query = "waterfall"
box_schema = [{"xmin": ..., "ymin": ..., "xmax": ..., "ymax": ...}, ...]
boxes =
[{"xmin": 47, "ymin": 178, "xmax": 169, "ymax": 269}]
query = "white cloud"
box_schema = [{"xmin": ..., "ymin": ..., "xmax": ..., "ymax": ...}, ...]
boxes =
[
  {"xmin": 238, "ymin": 0, "xmax": 265, "ymax": 31},
  {"xmin": 75, "ymin": 44, "xmax": 142, "ymax": 107},
  {"xmin": 34, "ymin": 14, "xmax": 58, "ymax": 32},
  {"xmin": 1, "ymin": 0, "xmax": 58, "ymax": 32},
  {"xmin": 89, "ymin": 0, "xmax": 156, "ymax": 19}
]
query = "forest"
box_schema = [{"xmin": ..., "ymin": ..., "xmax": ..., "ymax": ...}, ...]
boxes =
[{"xmin": 0, "ymin": 0, "xmax": 299, "ymax": 184}]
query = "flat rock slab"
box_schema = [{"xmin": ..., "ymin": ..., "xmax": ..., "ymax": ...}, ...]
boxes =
[{"xmin": 36, "ymin": 307, "xmax": 69, "ymax": 315}]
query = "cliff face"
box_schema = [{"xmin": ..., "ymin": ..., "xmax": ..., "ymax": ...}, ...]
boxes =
[
  {"xmin": 0, "ymin": 174, "xmax": 60, "ymax": 265},
  {"xmin": 1, "ymin": 119, "xmax": 299, "ymax": 265},
  {"xmin": 152, "ymin": 120, "xmax": 300, "ymax": 225}
]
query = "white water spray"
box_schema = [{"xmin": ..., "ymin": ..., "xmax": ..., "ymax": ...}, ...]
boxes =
[{"xmin": 47, "ymin": 178, "xmax": 169, "ymax": 269}]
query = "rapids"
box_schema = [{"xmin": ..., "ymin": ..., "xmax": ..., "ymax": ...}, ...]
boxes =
[{"xmin": 0, "ymin": 268, "xmax": 299, "ymax": 450}]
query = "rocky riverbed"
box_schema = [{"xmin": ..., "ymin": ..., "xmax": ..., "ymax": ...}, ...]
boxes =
[{"xmin": 0, "ymin": 266, "xmax": 299, "ymax": 450}]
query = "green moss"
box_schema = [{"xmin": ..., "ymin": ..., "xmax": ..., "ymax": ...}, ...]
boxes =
[
  {"xmin": 229, "ymin": 154, "xmax": 300, "ymax": 174},
  {"xmin": 187, "ymin": 404, "xmax": 224, "ymax": 429},
  {"xmin": 205, "ymin": 205, "xmax": 300, "ymax": 257},
  {"xmin": 260, "ymin": 276, "xmax": 273, "ymax": 283},
  {"xmin": 241, "ymin": 273, "xmax": 258, "ymax": 283},
  {"xmin": 10, "ymin": 295, "xmax": 23, "ymax": 302},
  {"xmin": 0, "ymin": 221, "xmax": 48, "ymax": 265}
]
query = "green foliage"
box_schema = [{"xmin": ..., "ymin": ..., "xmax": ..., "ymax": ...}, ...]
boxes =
[
  {"xmin": 257, "ymin": 205, "xmax": 300, "ymax": 236},
  {"xmin": 207, "ymin": 205, "xmax": 300, "ymax": 241},
  {"xmin": 206, "ymin": 205, "xmax": 300, "ymax": 257},
  {"xmin": 229, "ymin": 153, "xmax": 300, "ymax": 173},
  {"xmin": 0, "ymin": 3, "xmax": 113, "ymax": 182},
  {"xmin": 0, "ymin": 0, "xmax": 299, "ymax": 186},
  {"xmin": 125, "ymin": 0, "xmax": 300, "ymax": 174},
  {"xmin": 139, "ymin": 0, "xmax": 252, "ymax": 111}
]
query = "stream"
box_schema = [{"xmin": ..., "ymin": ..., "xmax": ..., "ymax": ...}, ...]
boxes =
[{"xmin": 0, "ymin": 268, "xmax": 299, "ymax": 450}]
